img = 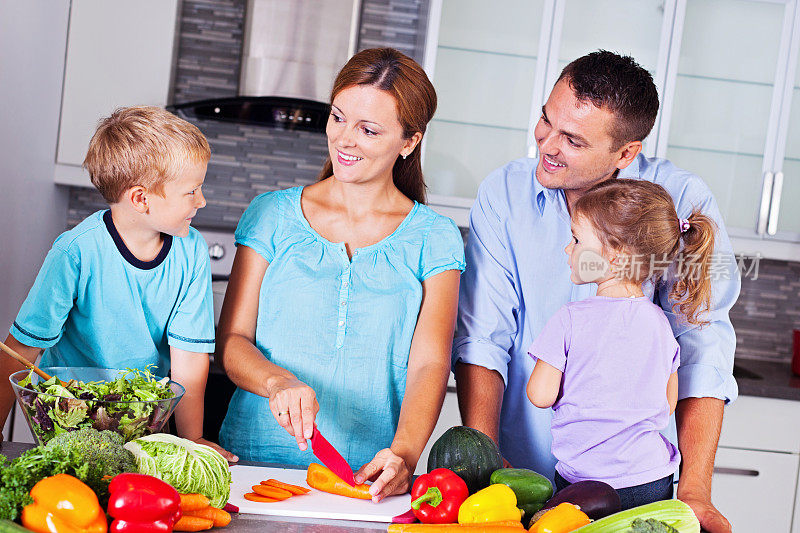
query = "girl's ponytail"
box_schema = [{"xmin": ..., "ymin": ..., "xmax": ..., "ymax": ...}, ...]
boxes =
[{"xmin": 669, "ymin": 210, "xmax": 717, "ymax": 327}]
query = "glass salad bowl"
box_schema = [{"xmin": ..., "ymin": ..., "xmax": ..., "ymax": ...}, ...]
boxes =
[{"xmin": 9, "ymin": 366, "xmax": 185, "ymax": 445}]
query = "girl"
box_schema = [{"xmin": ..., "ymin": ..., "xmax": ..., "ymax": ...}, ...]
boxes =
[{"xmin": 526, "ymin": 178, "xmax": 716, "ymax": 510}]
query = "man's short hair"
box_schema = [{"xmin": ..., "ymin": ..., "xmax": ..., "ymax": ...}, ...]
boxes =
[
  {"xmin": 557, "ymin": 50, "xmax": 659, "ymax": 150},
  {"xmin": 83, "ymin": 106, "xmax": 211, "ymax": 203}
]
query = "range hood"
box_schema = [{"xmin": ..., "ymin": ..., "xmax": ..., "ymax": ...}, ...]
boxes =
[{"xmin": 170, "ymin": 0, "xmax": 360, "ymax": 132}]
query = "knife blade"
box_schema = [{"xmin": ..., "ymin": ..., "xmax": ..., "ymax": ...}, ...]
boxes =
[{"xmin": 310, "ymin": 427, "xmax": 357, "ymax": 487}]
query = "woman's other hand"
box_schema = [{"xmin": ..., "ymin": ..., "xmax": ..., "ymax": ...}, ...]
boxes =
[
  {"xmin": 267, "ymin": 376, "xmax": 319, "ymax": 450},
  {"xmin": 354, "ymin": 448, "xmax": 412, "ymax": 502}
]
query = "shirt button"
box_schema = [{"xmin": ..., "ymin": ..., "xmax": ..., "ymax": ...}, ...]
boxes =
[
  {"xmin": 342, "ymin": 282, "xmax": 349, "ymax": 288},
  {"xmin": 338, "ymin": 320, "xmax": 344, "ymax": 327},
  {"xmin": 340, "ymin": 301, "xmax": 346, "ymax": 306}
]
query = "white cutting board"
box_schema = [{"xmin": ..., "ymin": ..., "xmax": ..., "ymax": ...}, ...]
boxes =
[{"xmin": 228, "ymin": 464, "xmax": 412, "ymax": 522}]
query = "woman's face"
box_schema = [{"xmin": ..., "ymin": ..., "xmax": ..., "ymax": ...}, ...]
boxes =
[{"xmin": 326, "ymin": 84, "xmax": 419, "ymax": 186}]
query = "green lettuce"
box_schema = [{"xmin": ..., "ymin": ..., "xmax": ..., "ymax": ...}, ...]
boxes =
[{"xmin": 124, "ymin": 433, "xmax": 231, "ymax": 508}]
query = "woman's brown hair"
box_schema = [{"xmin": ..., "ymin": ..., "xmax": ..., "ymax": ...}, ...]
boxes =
[
  {"xmin": 573, "ymin": 179, "xmax": 717, "ymax": 326},
  {"xmin": 316, "ymin": 47, "xmax": 437, "ymax": 204}
]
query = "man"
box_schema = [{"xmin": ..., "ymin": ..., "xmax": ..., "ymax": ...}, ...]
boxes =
[{"xmin": 453, "ymin": 51, "xmax": 738, "ymax": 533}]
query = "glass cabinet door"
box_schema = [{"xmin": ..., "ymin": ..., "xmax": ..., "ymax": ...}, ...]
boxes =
[
  {"xmin": 422, "ymin": 0, "xmax": 546, "ymax": 199},
  {"xmin": 774, "ymin": 37, "xmax": 800, "ymax": 238},
  {"xmin": 663, "ymin": 0, "xmax": 789, "ymax": 233}
]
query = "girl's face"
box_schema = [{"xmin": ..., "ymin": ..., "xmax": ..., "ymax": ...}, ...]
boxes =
[
  {"xmin": 326, "ymin": 84, "xmax": 420, "ymax": 187},
  {"xmin": 565, "ymin": 215, "xmax": 613, "ymax": 284}
]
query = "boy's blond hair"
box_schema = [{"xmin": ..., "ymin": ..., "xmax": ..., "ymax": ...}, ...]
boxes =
[{"xmin": 83, "ymin": 106, "xmax": 211, "ymax": 203}]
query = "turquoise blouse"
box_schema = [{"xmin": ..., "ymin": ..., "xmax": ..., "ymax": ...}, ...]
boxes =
[{"xmin": 219, "ymin": 186, "xmax": 466, "ymax": 468}]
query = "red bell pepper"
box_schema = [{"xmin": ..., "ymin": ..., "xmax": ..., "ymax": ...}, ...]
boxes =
[
  {"xmin": 107, "ymin": 473, "xmax": 182, "ymax": 533},
  {"xmin": 410, "ymin": 468, "xmax": 469, "ymax": 524}
]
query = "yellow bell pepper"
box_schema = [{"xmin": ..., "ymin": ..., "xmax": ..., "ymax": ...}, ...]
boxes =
[
  {"xmin": 22, "ymin": 473, "xmax": 107, "ymax": 533},
  {"xmin": 457, "ymin": 484, "xmax": 524, "ymax": 524},
  {"xmin": 528, "ymin": 502, "xmax": 591, "ymax": 533}
]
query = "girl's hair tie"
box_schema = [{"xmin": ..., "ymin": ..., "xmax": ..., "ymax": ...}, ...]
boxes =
[{"xmin": 679, "ymin": 219, "xmax": 691, "ymax": 233}]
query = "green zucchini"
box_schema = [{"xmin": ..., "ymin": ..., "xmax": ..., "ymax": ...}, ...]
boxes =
[{"xmin": 573, "ymin": 499, "xmax": 699, "ymax": 532}]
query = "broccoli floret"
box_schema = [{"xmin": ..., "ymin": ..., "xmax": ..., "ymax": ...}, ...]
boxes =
[
  {"xmin": 44, "ymin": 427, "xmax": 137, "ymax": 499},
  {"xmin": 629, "ymin": 518, "xmax": 679, "ymax": 533}
]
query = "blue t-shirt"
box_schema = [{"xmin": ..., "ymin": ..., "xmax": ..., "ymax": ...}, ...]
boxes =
[
  {"xmin": 220, "ymin": 186, "xmax": 465, "ymax": 468},
  {"xmin": 11, "ymin": 210, "xmax": 215, "ymax": 376},
  {"xmin": 528, "ymin": 296, "xmax": 681, "ymax": 489}
]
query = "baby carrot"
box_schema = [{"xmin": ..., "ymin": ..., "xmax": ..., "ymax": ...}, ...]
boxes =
[
  {"xmin": 244, "ymin": 492, "xmax": 280, "ymax": 503},
  {"xmin": 260, "ymin": 479, "xmax": 311, "ymax": 495},
  {"xmin": 179, "ymin": 493, "xmax": 212, "ymax": 512},
  {"xmin": 251, "ymin": 484, "xmax": 292, "ymax": 500},
  {"xmin": 185, "ymin": 506, "xmax": 232, "ymax": 527},
  {"xmin": 173, "ymin": 515, "xmax": 214, "ymax": 531},
  {"xmin": 306, "ymin": 463, "xmax": 372, "ymax": 500}
]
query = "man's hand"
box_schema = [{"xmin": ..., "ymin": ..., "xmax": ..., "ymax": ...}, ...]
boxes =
[{"xmin": 677, "ymin": 489, "xmax": 731, "ymax": 533}]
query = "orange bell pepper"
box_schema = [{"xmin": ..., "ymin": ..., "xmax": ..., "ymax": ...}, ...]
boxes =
[
  {"xmin": 22, "ymin": 473, "xmax": 107, "ymax": 533},
  {"xmin": 528, "ymin": 502, "xmax": 591, "ymax": 533},
  {"xmin": 306, "ymin": 463, "xmax": 372, "ymax": 500}
]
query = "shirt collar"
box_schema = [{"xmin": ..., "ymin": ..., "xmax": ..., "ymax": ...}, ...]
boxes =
[{"xmin": 617, "ymin": 153, "xmax": 642, "ymax": 180}]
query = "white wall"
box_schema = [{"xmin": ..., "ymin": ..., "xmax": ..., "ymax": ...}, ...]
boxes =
[{"xmin": 0, "ymin": 3, "xmax": 71, "ymax": 438}]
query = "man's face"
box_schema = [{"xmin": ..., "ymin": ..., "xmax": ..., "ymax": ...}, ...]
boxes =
[{"xmin": 534, "ymin": 78, "xmax": 626, "ymax": 193}]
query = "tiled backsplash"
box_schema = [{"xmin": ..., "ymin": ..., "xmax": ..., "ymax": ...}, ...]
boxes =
[
  {"xmin": 63, "ymin": 0, "xmax": 799, "ymax": 366},
  {"xmin": 729, "ymin": 258, "xmax": 800, "ymax": 364}
]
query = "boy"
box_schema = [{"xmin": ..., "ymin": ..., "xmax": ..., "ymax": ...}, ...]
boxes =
[{"xmin": 0, "ymin": 106, "xmax": 235, "ymax": 460}]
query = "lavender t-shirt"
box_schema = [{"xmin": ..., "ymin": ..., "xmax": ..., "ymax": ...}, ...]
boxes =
[{"xmin": 528, "ymin": 296, "xmax": 681, "ymax": 489}]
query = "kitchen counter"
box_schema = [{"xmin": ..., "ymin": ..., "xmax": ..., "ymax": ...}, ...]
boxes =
[
  {"xmin": 0, "ymin": 442, "xmax": 388, "ymax": 533},
  {"xmin": 733, "ymin": 357, "xmax": 800, "ymax": 402}
]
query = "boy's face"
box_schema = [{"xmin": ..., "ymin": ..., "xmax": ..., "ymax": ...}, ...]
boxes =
[{"xmin": 146, "ymin": 160, "xmax": 207, "ymax": 237}]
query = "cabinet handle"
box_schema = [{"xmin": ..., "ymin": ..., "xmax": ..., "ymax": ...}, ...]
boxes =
[
  {"xmin": 713, "ymin": 466, "xmax": 759, "ymax": 477},
  {"xmin": 766, "ymin": 171, "xmax": 784, "ymax": 236},
  {"xmin": 757, "ymin": 171, "xmax": 774, "ymax": 236}
]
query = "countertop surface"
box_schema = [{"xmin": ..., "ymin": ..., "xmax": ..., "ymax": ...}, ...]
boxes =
[
  {"xmin": 733, "ymin": 357, "xmax": 800, "ymax": 402},
  {"xmin": 0, "ymin": 442, "xmax": 388, "ymax": 533}
]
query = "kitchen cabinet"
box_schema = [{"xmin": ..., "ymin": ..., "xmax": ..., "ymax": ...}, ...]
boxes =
[
  {"xmin": 54, "ymin": 0, "xmax": 179, "ymax": 187},
  {"xmin": 712, "ymin": 395, "xmax": 800, "ymax": 532},
  {"xmin": 422, "ymin": 0, "xmax": 800, "ymax": 259}
]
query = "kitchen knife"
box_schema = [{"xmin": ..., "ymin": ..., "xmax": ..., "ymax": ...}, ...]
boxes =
[{"xmin": 310, "ymin": 427, "xmax": 357, "ymax": 487}]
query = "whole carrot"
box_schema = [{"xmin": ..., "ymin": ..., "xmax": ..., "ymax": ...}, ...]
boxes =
[
  {"xmin": 173, "ymin": 515, "xmax": 214, "ymax": 531},
  {"xmin": 261, "ymin": 479, "xmax": 311, "ymax": 495},
  {"xmin": 180, "ymin": 493, "xmax": 211, "ymax": 512},
  {"xmin": 306, "ymin": 463, "xmax": 372, "ymax": 500},
  {"xmin": 186, "ymin": 506, "xmax": 232, "ymax": 527}
]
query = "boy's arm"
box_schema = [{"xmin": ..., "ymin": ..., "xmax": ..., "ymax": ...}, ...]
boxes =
[
  {"xmin": 0, "ymin": 335, "xmax": 42, "ymax": 438},
  {"xmin": 526, "ymin": 359, "xmax": 562, "ymax": 408},
  {"xmin": 170, "ymin": 347, "xmax": 237, "ymax": 462}
]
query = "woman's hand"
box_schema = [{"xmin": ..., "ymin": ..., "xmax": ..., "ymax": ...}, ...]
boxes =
[
  {"xmin": 267, "ymin": 376, "xmax": 319, "ymax": 451},
  {"xmin": 193, "ymin": 437, "xmax": 239, "ymax": 464},
  {"xmin": 354, "ymin": 448, "xmax": 412, "ymax": 503}
]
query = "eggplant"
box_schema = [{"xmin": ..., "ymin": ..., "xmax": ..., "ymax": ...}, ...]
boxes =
[{"xmin": 539, "ymin": 480, "xmax": 621, "ymax": 521}]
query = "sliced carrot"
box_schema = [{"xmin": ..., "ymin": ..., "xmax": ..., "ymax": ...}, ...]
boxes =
[
  {"xmin": 185, "ymin": 506, "xmax": 232, "ymax": 527},
  {"xmin": 173, "ymin": 515, "xmax": 214, "ymax": 531},
  {"xmin": 260, "ymin": 479, "xmax": 311, "ymax": 495},
  {"xmin": 306, "ymin": 463, "xmax": 372, "ymax": 500},
  {"xmin": 244, "ymin": 492, "xmax": 280, "ymax": 503},
  {"xmin": 251, "ymin": 484, "xmax": 292, "ymax": 500},
  {"xmin": 179, "ymin": 493, "xmax": 212, "ymax": 512}
]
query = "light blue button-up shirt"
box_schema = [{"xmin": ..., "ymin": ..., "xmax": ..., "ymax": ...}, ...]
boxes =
[{"xmin": 452, "ymin": 154, "xmax": 740, "ymax": 478}]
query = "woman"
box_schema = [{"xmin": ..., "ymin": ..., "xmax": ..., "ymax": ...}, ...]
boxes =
[{"xmin": 217, "ymin": 48, "xmax": 465, "ymax": 501}]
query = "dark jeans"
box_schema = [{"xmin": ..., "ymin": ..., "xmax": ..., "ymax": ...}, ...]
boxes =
[{"xmin": 554, "ymin": 471, "xmax": 675, "ymax": 511}]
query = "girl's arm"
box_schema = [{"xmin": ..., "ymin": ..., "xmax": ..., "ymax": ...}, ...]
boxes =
[
  {"xmin": 216, "ymin": 244, "xmax": 319, "ymax": 451},
  {"xmin": 667, "ymin": 371, "xmax": 678, "ymax": 415},
  {"xmin": 354, "ymin": 269, "xmax": 461, "ymax": 502},
  {"xmin": 527, "ymin": 359, "xmax": 562, "ymax": 408},
  {"xmin": 170, "ymin": 347, "xmax": 237, "ymax": 461}
]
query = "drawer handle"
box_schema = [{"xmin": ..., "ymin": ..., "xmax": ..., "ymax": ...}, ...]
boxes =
[{"xmin": 713, "ymin": 467, "xmax": 759, "ymax": 477}]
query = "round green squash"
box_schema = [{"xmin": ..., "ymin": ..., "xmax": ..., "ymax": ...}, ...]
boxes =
[{"xmin": 426, "ymin": 426, "xmax": 503, "ymax": 493}]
